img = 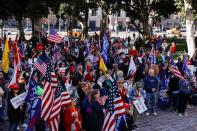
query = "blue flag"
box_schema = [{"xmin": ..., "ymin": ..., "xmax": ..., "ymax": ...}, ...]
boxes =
[
  {"xmin": 102, "ymin": 33, "xmax": 109, "ymax": 63},
  {"xmin": 84, "ymin": 38, "xmax": 89, "ymax": 56},
  {"xmin": 25, "ymin": 75, "xmax": 37, "ymax": 103},
  {"xmin": 182, "ymin": 54, "xmax": 192, "ymax": 78}
]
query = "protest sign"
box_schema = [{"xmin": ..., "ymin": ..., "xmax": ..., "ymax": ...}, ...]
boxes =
[
  {"xmin": 133, "ymin": 97, "xmax": 147, "ymax": 114},
  {"xmin": 10, "ymin": 92, "xmax": 27, "ymax": 109},
  {"xmin": 0, "ymin": 97, "xmax": 2, "ymax": 108}
]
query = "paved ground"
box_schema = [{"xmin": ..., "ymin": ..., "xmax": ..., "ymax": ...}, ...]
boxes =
[
  {"xmin": 0, "ymin": 106, "xmax": 196, "ymax": 131},
  {"xmin": 136, "ymin": 106, "xmax": 197, "ymax": 131}
]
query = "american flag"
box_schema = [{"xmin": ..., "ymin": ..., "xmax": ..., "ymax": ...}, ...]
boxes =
[
  {"xmin": 41, "ymin": 62, "xmax": 58, "ymax": 121},
  {"xmin": 34, "ymin": 58, "xmax": 47, "ymax": 76},
  {"xmin": 171, "ymin": 57, "xmax": 184, "ymax": 79},
  {"xmin": 48, "ymin": 28, "xmax": 62, "ymax": 43},
  {"xmin": 47, "ymin": 80, "xmax": 71, "ymax": 131},
  {"xmin": 102, "ymin": 82, "xmax": 125, "ymax": 131}
]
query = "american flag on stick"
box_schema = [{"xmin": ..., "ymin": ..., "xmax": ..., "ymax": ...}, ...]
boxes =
[
  {"xmin": 47, "ymin": 28, "xmax": 62, "ymax": 43},
  {"xmin": 47, "ymin": 81, "xmax": 71, "ymax": 131},
  {"xmin": 170, "ymin": 57, "xmax": 184, "ymax": 80},
  {"xmin": 41, "ymin": 62, "xmax": 58, "ymax": 121},
  {"xmin": 102, "ymin": 82, "xmax": 125, "ymax": 131},
  {"xmin": 34, "ymin": 58, "xmax": 47, "ymax": 76}
]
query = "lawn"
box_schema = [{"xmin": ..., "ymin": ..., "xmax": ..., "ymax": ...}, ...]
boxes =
[{"xmin": 166, "ymin": 36, "xmax": 188, "ymax": 51}]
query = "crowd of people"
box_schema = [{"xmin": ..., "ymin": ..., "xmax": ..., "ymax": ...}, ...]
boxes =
[{"xmin": 0, "ymin": 32, "xmax": 196, "ymax": 131}]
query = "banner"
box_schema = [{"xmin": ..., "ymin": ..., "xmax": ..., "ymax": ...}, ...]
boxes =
[
  {"xmin": 133, "ymin": 97, "xmax": 147, "ymax": 114},
  {"xmin": 10, "ymin": 92, "xmax": 27, "ymax": 109}
]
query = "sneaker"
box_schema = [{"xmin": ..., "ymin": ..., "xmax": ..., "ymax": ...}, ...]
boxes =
[
  {"xmin": 187, "ymin": 105, "xmax": 193, "ymax": 109},
  {"xmin": 153, "ymin": 112, "xmax": 158, "ymax": 116},
  {"xmin": 183, "ymin": 112, "xmax": 188, "ymax": 116},
  {"xmin": 145, "ymin": 112, "xmax": 150, "ymax": 116},
  {"xmin": 21, "ymin": 123, "xmax": 27, "ymax": 128},
  {"xmin": 133, "ymin": 125, "xmax": 139, "ymax": 130},
  {"xmin": 17, "ymin": 126, "xmax": 20, "ymax": 130},
  {"xmin": 178, "ymin": 113, "xmax": 183, "ymax": 117}
]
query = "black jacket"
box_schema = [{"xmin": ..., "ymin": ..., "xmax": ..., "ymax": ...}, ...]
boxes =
[{"xmin": 7, "ymin": 92, "xmax": 21, "ymax": 123}]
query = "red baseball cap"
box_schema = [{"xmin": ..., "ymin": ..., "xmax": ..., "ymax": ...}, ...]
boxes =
[{"xmin": 9, "ymin": 83, "xmax": 19, "ymax": 90}]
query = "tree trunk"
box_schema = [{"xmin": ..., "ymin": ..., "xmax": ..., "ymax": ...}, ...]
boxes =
[
  {"xmin": 184, "ymin": 0, "xmax": 196, "ymax": 57},
  {"xmin": 100, "ymin": 8, "xmax": 108, "ymax": 38},
  {"xmin": 81, "ymin": 9, "xmax": 89, "ymax": 40},
  {"xmin": 16, "ymin": 16, "xmax": 24, "ymax": 38},
  {"xmin": 142, "ymin": 19, "xmax": 152, "ymax": 40}
]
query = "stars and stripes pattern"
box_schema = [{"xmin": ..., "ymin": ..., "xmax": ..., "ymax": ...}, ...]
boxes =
[
  {"xmin": 48, "ymin": 28, "xmax": 62, "ymax": 43},
  {"xmin": 170, "ymin": 57, "xmax": 184, "ymax": 79},
  {"xmin": 102, "ymin": 82, "xmax": 125, "ymax": 131},
  {"xmin": 41, "ymin": 63, "xmax": 58, "ymax": 121},
  {"xmin": 47, "ymin": 79, "xmax": 71, "ymax": 131},
  {"xmin": 34, "ymin": 58, "xmax": 47, "ymax": 76}
]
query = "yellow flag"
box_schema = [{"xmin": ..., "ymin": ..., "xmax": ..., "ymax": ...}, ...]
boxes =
[
  {"xmin": 1, "ymin": 38, "xmax": 10, "ymax": 73},
  {"xmin": 99, "ymin": 54, "xmax": 107, "ymax": 74}
]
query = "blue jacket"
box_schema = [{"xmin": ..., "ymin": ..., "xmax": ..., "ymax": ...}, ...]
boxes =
[
  {"xmin": 87, "ymin": 100, "xmax": 104, "ymax": 128},
  {"xmin": 143, "ymin": 75, "xmax": 159, "ymax": 93}
]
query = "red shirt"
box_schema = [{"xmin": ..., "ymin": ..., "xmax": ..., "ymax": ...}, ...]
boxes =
[
  {"xmin": 129, "ymin": 49, "xmax": 137, "ymax": 56},
  {"xmin": 170, "ymin": 45, "xmax": 176, "ymax": 53},
  {"xmin": 63, "ymin": 107, "xmax": 82, "ymax": 131}
]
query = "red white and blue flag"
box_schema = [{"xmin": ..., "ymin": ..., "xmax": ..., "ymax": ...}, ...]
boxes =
[
  {"xmin": 47, "ymin": 80, "xmax": 71, "ymax": 131},
  {"xmin": 171, "ymin": 57, "xmax": 184, "ymax": 79},
  {"xmin": 48, "ymin": 28, "xmax": 62, "ymax": 43},
  {"xmin": 41, "ymin": 62, "xmax": 58, "ymax": 121},
  {"xmin": 102, "ymin": 82, "xmax": 125, "ymax": 131},
  {"xmin": 34, "ymin": 58, "xmax": 47, "ymax": 76}
]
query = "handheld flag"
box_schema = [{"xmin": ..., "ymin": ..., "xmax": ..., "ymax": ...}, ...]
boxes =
[
  {"xmin": 99, "ymin": 53, "xmax": 107, "ymax": 74},
  {"xmin": 102, "ymin": 82, "xmax": 125, "ymax": 131},
  {"xmin": 47, "ymin": 28, "xmax": 62, "ymax": 43},
  {"xmin": 102, "ymin": 33, "xmax": 109, "ymax": 63},
  {"xmin": 127, "ymin": 56, "xmax": 137, "ymax": 76},
  {"xmin": 1, "ymin": 37, "xmax": 10, "ymax": 73}
]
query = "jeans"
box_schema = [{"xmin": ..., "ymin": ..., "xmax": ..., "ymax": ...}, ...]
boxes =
[
  {"xmin": 146, "ymin": 92, "xmax": 157, "ymax": 113},
  {"xmin": 8, "ymin": 122, "xmax": 19, "ymax": 131},
  {"xmin": 178, "ymin": 93, "xmax": 189, "ymax": 114}
]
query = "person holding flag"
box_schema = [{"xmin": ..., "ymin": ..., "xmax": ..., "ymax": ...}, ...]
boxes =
[{"xmin": 26, "ymin": 86, "xmax": 46, "ymax": 131}]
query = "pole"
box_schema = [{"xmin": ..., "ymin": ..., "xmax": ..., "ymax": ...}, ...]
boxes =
[
  {"xmin": 59, "ymin": 17, "xmax": 61, "ymax": 33},
  {"xmin": 48, "ymin": 15, "xmax": 50, "ymax": 34}
]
